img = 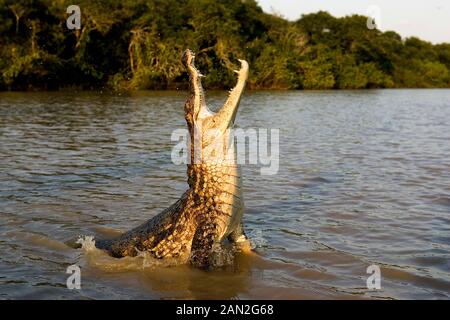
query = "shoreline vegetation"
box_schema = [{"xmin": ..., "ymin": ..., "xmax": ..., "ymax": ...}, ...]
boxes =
[{"xmin": 1, "ymin": 0, "xmax": 450, "ymax": 91}]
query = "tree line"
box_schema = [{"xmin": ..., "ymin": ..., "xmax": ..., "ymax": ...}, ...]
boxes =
[{"xmin": 1, "ymin": 0, "xmax": 449, "ymax": 91}]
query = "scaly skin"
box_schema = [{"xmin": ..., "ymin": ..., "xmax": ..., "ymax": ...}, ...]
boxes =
[{"xmin": 96, "ymin": 49, "xmax": 250, "ymax": 268}]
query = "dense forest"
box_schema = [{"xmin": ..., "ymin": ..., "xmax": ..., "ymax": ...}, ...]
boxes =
[{"xmin": 1, "ymin": 0, "xmax": 450, "ymax": 90}]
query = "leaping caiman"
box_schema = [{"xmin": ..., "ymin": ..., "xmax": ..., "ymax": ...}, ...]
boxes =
[{"xmin": 96, "ymin": 49, "xmax": 251, "ymax": 268}]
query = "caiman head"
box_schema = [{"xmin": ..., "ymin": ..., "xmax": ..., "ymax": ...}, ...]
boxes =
[{"xmin": 182, "ymin": 49, "xmax": 249, "ymax": 166}]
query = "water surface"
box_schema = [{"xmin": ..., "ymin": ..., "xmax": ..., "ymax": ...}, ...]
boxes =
[{"xmin": 0, "ymin": 89, "xmax": 449, "ymax": 299}]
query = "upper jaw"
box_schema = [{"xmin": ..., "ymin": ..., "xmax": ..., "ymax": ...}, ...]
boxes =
[{"xmin": 182, "ymin": 49, "xmax": 195, "ymax": 67}]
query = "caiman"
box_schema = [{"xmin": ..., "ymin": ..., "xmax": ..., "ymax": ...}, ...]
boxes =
[{"xmin": 96, "ymin": 49, "xmax": 250, "ymax": 268}]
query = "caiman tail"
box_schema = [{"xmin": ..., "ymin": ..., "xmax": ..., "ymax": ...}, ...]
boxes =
[{"xmin": 96, "ymin": 49, "xmax": 250, "ymax": 268}]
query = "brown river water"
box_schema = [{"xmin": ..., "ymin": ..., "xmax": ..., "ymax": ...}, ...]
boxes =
[{"xmin": 0, "ymin": 90, "xmax": 449, "ymax": 299}]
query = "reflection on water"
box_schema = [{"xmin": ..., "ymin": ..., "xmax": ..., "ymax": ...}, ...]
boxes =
[{"xmin": 0, "ymin": 89, "xmax": 450, "ymax": 299}]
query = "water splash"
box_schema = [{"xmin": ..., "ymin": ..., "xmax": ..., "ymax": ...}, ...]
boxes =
[
  {"xmin": 75, "ymin": 235, "xmax": 241, "ymax": 271},
  {"xmin": 75, "ymin": 235, "xmax": 191, "ymax": 271},
  {"xmin": 247, "ymin": 229, "xmax": 267, "ymax": 250},
  {"xmin": 76, "ymin": 235, "xmax": 96, "ymax": 251}
]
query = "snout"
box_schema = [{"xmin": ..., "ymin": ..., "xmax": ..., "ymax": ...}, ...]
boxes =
[{"xmin": 182, "ymin": 49, "xmax": 195, "ymax": 68}]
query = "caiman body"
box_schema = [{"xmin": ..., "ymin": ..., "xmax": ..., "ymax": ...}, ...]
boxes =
[{"xmin": 96, "ymin": 49, "xmax": 249, "ymax": 268}]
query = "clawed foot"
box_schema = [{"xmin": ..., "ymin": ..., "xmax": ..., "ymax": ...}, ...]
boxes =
[
  {"xmin": 236, "ymin": 240, "xmax": 253, "ymax": 254},
  {"xmin": 232, "ymin": 235, "xmax": 254, "ymax": 255}
]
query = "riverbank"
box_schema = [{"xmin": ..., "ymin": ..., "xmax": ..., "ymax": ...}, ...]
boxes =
[{"xmin": 1, "ymin": 2, "xmax": 449, "ymax": 92}]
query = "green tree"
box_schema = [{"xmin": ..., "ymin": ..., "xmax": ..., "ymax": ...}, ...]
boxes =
[{"xmin": 0, "ymin": 1, "xmax": 449, "ymax": 90}]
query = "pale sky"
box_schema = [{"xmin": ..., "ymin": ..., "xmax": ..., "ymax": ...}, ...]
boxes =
[{"xmin": 257, "ymin": 0, "xmax": 450, "ymax": 44}]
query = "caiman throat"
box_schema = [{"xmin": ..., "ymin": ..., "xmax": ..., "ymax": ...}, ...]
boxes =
[{"xmin": 96, "ymin": 49, "xmax": 250, "ymax": 268}]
